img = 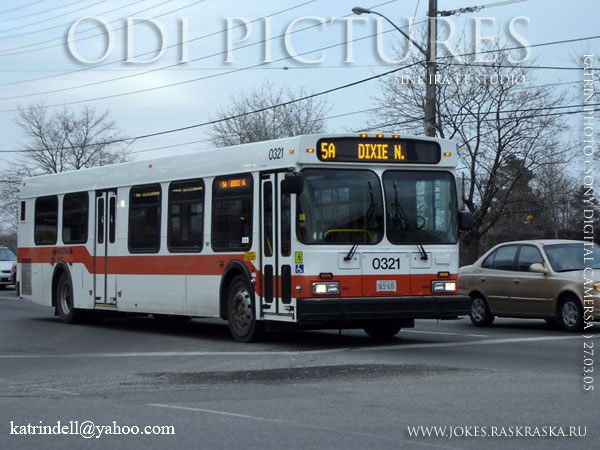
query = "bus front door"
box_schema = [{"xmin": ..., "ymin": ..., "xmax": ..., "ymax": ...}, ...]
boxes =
[
  {"xmin": 94, "ymin": 190, "xmax": 118, "ymax": 307},
  {"xmin": 260, "ymin": 173, "xmax": 295, "ymax": 320}
]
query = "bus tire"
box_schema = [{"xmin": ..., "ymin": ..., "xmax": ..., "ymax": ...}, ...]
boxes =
[
  {"xmin": 55, "ymin": 272, "xmax": 84, "ymax": 324},
  {"xmin": 363, "ymin": 326, "xmax": 401, "ymax": 338},
  {"xmin": 226, "ymin": 275, "xmax": 265, "ymax": 343}
]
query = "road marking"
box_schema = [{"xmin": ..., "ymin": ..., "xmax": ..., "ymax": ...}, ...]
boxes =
[
  {"xmin": 148, "ymin": 403, "xmax": 463, "ymax": 450},
  {"xmin": 402, "ymin": 329, "xmax": 489, "ymax": 338},
  {"xmin": 40, "ymin": 387, "xmax": 79, "ymax": 396},
  {"xmin": 0, "ymin": 348, "xmax": 346, "ymax": 359},
  {"xmin": 357, "ymin": 335, "xmax": 587, "ymax": 352},
  {"xmin": 0, "ymin": 335, "xmax": 587, "ymax": 359}
]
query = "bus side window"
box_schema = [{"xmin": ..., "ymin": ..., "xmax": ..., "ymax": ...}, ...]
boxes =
[
  {"xmin": 63, "ymin": 192, "xmax": 89, "ymax": 244},
  {"xmin": 212, "ymin": 174, "xmax": 253, "ymax": 252},
  {"xmin": 128, "ymin": 184, "xmax": 161, "ymax": 253},
  {"xmin": 168, "ymin": 179, "xmax": 204, "ymax": 252},
  {"xmin": 34, "ymin": 196, "xmax": 58, "ymax": 245}
]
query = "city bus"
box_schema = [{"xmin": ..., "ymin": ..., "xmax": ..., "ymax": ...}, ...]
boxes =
[{"xmin": 17, "ymin": 133, "xmax": 472, "ymax": 342}]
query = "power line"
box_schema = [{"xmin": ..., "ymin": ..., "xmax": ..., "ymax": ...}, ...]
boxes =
[
  {"xmin": 0, "ymin": 24, "xmax": 412, "ymax": 111},
  {"xmin": 2, "ymin": 29, "xmax": 596, "ymax": 110},
  {"xmin": 361, "ymin": 105, "xmax": 600, "ymax": 132},
  {"xmin": 0, "ymin": 0, "xmax": 318, "ymax": 86},
  {"xmin": 1, "ymin": 0, "xmax": 147, "ymax": 39},
  {"xmin": 0, "ymin": 60, "xmax": 423, "ymax": 153},
  {"xmin": 0, "ymin": 0, "xmax": 191, "ymax": 56},
  {"xmin": 0, "ymin": 0, "xmax": 47, "ymax": 16},
  {"xmin": 0, "ymin": 0, "xmax": 87, "ymax": 24}
]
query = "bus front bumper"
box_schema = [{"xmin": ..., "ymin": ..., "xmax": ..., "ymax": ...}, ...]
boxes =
[{"xmin": 296, "ymin": 295, "xmax": 471, "ymax": 322}]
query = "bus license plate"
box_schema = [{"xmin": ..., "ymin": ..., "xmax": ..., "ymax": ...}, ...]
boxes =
[{"xmin": 376, "ymin": 280, "xmax": 396, "ymax": 292}]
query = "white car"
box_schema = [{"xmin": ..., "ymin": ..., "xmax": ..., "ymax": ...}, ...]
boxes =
[{"xmin": 0, "ymin": 246, "xmax": 16, "ymax": 289}]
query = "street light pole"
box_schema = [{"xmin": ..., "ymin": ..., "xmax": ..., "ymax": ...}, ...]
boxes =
[{"xmin": 352, "ymin": 2, "xmax": 437, "ymax": 136}]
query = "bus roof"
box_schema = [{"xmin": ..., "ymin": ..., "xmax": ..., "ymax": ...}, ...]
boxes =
[{"xmin": 19, "ymin": 133, "xmax": 458, "ymax": 198}]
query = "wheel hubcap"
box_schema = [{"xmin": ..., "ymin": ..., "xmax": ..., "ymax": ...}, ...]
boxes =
[
  {"xmin": 60, "ymin": 282, "xmax": 71, "ymax": 315},
  {"xmin": 231, "ymin": 287, "xmax": 252, "ymax": 334},
  {"xmin": 472, "ymin": 298, "xmax": 485, "ymax": 322},
  {"xmin": 562, "ymin": 302, "xmax": 578, "ymax": 327}
]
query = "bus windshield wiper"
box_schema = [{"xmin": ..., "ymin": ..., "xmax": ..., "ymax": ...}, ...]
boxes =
[
  {"xmin": 344, "ymin": 181, "xmax": 377, "ymax": 262},
  {"xmin": 392, "ymin": 180, "xmax": 428, "ymax": 261}
]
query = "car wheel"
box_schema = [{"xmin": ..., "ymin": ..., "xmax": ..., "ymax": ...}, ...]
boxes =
[
  {"xmin": 227, "ymin": 275, "xmax": 265, "ymax": 342},
  {"xmin": 363, "ymin": 326, "xmax": 401, "ymax": 339},
  {"xmin": 55, "ymin": 272, "xmax": 84, "ymax": 324},
  {"xmin": 558, "ymin": 296, "xmax": 583, "ymax": 332},
  {"xmin": 469, "ymin": 295, "xmax": 494, "ymax": 327}
]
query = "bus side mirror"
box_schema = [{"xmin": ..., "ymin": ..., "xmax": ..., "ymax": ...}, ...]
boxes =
[
  {"xmin": 282, "ymin": 172, "xmax": 304, "ymax": 195},
  {"xmin": 459, "ymin": 210, "xmax": 473, "ymax": 230}
]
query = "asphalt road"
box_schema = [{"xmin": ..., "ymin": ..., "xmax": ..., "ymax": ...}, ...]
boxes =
[{"xmin": 0, "ymin": 288, "xmax": 598, "ymax": 450}]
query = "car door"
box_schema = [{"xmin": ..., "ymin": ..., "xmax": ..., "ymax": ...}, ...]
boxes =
[
  {"xmin": 481, "ymin": 245, "xmax": 519, "ymax": 314},
  {"xmin": 510, "ymin": 244, "xmax": 553, "ymax": 315}
]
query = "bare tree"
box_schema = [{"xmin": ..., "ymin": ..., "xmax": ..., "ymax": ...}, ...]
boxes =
[
  {"xmin": 210, "ymin": 81, "xmax": 330, "ymax": 147},
  {"xmin": 370, "ymin": 42, "xmax": 574, "ymax": 263},
  {"xmin": 0, "ymin": 103, "xmax": 129, "ymax": 237},
  {"xmin": 15, "ymin": 102, "xmax": 129, "ymax": 173}
]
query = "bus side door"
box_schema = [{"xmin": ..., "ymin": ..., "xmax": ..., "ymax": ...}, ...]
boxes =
[
  {"xmin": 94, "ymin": 190, "xmax": 117, "ymax": 306},
  {"xmin": 260, "ymin": 173, "xmax": 294, "ymax": 320}
]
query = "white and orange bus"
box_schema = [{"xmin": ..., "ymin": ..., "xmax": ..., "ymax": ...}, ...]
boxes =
[{"xmin": 17, "ymin": 133, "xmax": 472, "ymax": 342}]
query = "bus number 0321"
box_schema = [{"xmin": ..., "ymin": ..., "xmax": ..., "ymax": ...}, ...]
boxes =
[
  {"xmin": 371, "ymin": 257, "xmax": 401, "ymax": 270},
  {"xmin": 268, "ymin": 147, "xmax": 284, "ymax": 160}
]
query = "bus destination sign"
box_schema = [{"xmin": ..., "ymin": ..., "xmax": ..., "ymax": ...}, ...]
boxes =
[{"xmin": 316, "ymin": 137, "xmax": 441, "ymax": 164}]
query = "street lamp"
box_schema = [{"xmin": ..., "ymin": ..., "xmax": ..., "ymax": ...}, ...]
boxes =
[{"xmin": 352, "ymin": 5, "xmax": 437, "ymax": 137}]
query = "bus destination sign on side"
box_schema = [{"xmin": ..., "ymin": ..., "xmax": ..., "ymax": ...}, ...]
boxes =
[{"xmin": 316, "ymin": 137, "xmax": 441, "ymax": 164}]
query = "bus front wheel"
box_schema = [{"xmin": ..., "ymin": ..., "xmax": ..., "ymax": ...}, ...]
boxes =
[
  {"xmin": 226, "ymin": 275, "xmax": 265, "ymax": 343},
  {"xmin": 55, "ymin": 272, "xmax": 84, "ymax": 324}
]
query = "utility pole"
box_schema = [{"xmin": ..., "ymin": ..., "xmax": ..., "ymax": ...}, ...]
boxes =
[
  {"xmin": 424, "ymin": 0, "xmax": 437, "ymax": 137},
  {"xmin": 353, "ymin": 3, "xmax": 438, "ymax": 137}
]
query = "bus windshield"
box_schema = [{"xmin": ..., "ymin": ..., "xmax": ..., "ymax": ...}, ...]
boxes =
[
  {"xmin": 383, "ymin": 171, "xmax": 458, "ymax": 244},
  {"xmin": 296, "ymin": 169, "xmax": 384, "ymax": 244}
]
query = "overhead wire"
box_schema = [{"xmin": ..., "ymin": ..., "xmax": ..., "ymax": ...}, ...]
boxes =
[
  {"xmin": 0, "ymin": 0, "xmax": 147, "ymax": 39},
  {"xmin": 0, "ymin": 0, "xmax": 47, "ymax": 16},
  {"xmin": 0, "ymin": 0, "xmax": 88, "ymax": 24},
  {"xmin": 0, "ymin": 0, "xmax": 318, "ymax": 86},
  {"xmin": 0, "ymin": 0, "xmax": 200, "ymax": 56}
]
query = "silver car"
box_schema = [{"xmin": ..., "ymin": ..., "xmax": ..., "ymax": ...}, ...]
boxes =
[
  {"xmin": 0, "ymin": 246, "xmax": 16, "ymax": 289},
  {"xmin": 459, "ymin": 240, "xmax": 600, "ymax": 332}
]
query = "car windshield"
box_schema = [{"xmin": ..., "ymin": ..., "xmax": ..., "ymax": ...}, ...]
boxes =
[
  {"xmin": 296, "ymin": 169, "xmax": 384, "ymax": 244},
  {"xmin": 383, "ymin": 171, "xmax": 458, "ymax": 244},
  {"xmin": 544, "ymin": 244, "xmax": 600, "ymax": 272},
  {"xmin": 0, "ymin": 248, "xmax": 16, "ymax": 261}
]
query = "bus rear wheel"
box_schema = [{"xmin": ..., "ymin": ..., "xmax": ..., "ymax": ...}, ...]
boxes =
[
  {"xmin": 55, "ymin": 272, "xmax": 84, "ymax": 324},
  {"xmin": 226, "ymin": 275, "xmax": 265, "ymax": 343}
]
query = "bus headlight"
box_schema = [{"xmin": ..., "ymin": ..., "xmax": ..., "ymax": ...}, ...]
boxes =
[
  {"xmin": 594, "ymin": 282, "xmax": 600, "ymax": 293},
  {"xmin": 431, "ymin": 280, "xmax": 456, "ymax": 293},
  {"xmin": 312, "ymin": 282, "xmax": 340, "ymax": 295}
]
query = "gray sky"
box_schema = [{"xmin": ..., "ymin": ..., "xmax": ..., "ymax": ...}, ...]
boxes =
[{"xmin": 0, "ymin": 0, "xmax": 597, "ymax": 168}]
